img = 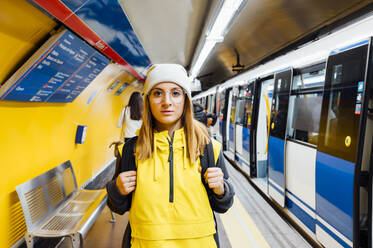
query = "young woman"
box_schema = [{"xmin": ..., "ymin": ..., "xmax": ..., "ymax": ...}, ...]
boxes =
[
  {"xmin": 117, "ymin": 91, "xmax": 144, "ymax": 142},
  {"xmin": 107, "ymin": 64, "xmax": 234, "ymax": 248}
]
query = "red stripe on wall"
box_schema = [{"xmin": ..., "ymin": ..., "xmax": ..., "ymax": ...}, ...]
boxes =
[
  {"xmin": 33, "ymin": 0, "xmax": 145, "ymax": 81},
  {"xmin": 33, "ymin": 0, "xmax": 72, "ymax": 22}
]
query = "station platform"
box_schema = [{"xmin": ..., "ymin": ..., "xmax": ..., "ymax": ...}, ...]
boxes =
[{"xmin": 58, "ymin": 157, "xmax": 311, "ymax": 248}]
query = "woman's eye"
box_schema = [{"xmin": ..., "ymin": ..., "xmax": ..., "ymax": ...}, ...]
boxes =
[
  {"xmin": 153, "ymin": 91, "xmax": 162, "ymax": 97},
  {"xmin": 172, "ymin": 90, "xmax": 182, "ymax": 97}
]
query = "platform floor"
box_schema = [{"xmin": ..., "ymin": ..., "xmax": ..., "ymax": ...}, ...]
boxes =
[{"xmin": 76, "ymin": 158, "xmax": 311, "ymax": 248}]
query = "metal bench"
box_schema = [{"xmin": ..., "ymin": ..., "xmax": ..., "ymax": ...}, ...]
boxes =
[{"xmin": 16, "ymin": 161, "xmax": 107, "ymax": 248}]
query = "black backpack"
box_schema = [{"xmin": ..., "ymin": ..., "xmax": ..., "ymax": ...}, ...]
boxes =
[{"xmin": 111, "ymin": 137, "xmax": 221, "ymax": 248}]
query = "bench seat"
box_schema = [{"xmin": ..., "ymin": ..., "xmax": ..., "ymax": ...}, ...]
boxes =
[{"xmin": 16, "ymin": 161, "xmax": 107, "ymax": 248}]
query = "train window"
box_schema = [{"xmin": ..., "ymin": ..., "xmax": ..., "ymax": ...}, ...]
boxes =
[
  {"xmin": 243, "ymin": 85, "xmax": 254, "ymax": 128},
  {"xmin": 200, "ymin": 97, "xmax": 206, "ymax": 109},
  {"xmin": 234, "ymin": 85, "xmax": 254, "ymax": 127},
  {"xmin": 318, "ymin": 44, "xmax": 368, "ymax": 162},
  {"xmin": 270, "ymin": 69, "xmax": 292, "ymax": 139},
  {"xmin": 230, "ymin": 87, "xmax": 239, "ymax": 124},
  {"xmin": 292, "ymin": 68, "xmax": 325, "ymax": 90},
  {"xmin": 234, "ymin": 87, "xmax": 246, "ymax": 125},
  {"xmin": 218, "ymin": 90, "xmax": 226, "ymax": 117},
  {"xmin": 287, "ymin": 93, "xmax": 323, "ymax": 146},
  {"xmin": 331, "ymin": 64, "xmax": 343, "ymax": 86},
  {"xmin": 207, "ymin": 95, "xmax": 214, "ymax": 112},
  {"xmin": 243, "ymin": 96, "xmax": 253, "ymax": 129},
  {"xmin": 287, "ymin": 67, "xmax": 325, "ymax": 145},
  {"xmin": 235, "ymin": 99, "xmax": 246, "ymax": 124},
  {"xmin": 210, "ymin": 94, "xmax": 216, "ymax": 113}
]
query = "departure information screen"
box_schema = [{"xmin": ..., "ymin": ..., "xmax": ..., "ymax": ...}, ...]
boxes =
[{"xmin": 0, "ymin": 30, "xmax": 110, "ymax": 102}]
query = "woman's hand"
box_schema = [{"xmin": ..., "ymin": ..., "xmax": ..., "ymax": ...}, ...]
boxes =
[
  {"xmin": 199, "ymin": 167, "xmax": 225, "ymax": 196},
  {"xmin": 116, "ymin": 171, "xmax": 137, "ymax": 195}
]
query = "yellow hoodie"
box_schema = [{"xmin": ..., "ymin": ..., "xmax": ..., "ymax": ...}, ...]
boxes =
[{"xmin": 129, "ymin": 128, "xmax": 221, "ymax": 247}]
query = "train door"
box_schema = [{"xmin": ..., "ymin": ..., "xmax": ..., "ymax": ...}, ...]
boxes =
[
  {"xmin": 210, "ymin": 90, "xmax": 220, "ymax": 139},
  {"xmin": 222, "ymin": 88, "xmax": 231, "ymax": 151},
  {"xmin": 315, "ymin": 41, "xmax": 372, "ymax": 248},
  {"xmin": 208, "ymin": 94, "xmax": 217, "ymax": 138},
  {"xmin": 255, "ymin": 77, "xmax": 274, "ymax": 191},
  {"xmin": 268, "ymin": 68, "xmax": 292, "ymax": 207},
  {"xmin": 234, "ymin": 85, "xmax": 246, "ymax": 168},
  {"xmin": 216, "ymin": 87, "xmax": 225, "ymax": 144},
  {"xmin": 207, "ymin": 94, "xmax": 213, "ymax": 113},
  {"xmin": 206, "ymin": 94, "xmax": 216, "ymax": 138},
  {"xmin": 249, "ymin": 80, "xmax": 260, "ymax": 178},
  {"xmin": 225, "ymin": 87, "xmax": 238, "ymax": 160},
  {"xmin": 201, "ymin": 96, "xmax": 206, "ymax": 110},
  {"xmin": 284, "ymin": 63, "xmax": 325, "ymax": 236},
  {"xmin": 234, "ymin": 83, "xmax": 254, "ymax": 176}
]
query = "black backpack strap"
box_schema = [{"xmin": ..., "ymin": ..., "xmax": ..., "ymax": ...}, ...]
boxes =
[
  {"xmin": 206, "ymin": 139, "xmax": 215, "ymax": 168},
  {"xmin": 200, "ymin": 139, "xmax": 215, "ymax": 176},
  {"xmin": 126, "ymin": 137, "xmax": 137, "ymax": 172},
  {"xmin": 107, "ymin": 136, "xmax": 138, "ymax": 216},
  {"xmin": 122, "ymin": 222, "xmax": 132, "ymax": 248},
  {"xmin": 200, "ymin": 139, "xmax": 215, "ymax": 187},
  {"xmin": 200, "ymin": 140, "xmax": 221, "ymax": 247},
  {"xmin": 113, "ymin": 137, "xmax": 138, "ymax": 179},
  {"xmin": 199, "ymin": 140, "xmax": 213, "ymax": 202}
]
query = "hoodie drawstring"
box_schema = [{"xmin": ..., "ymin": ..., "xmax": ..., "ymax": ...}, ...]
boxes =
[
  {"xmin": 183, "ymin": 133, "xmax": 188, "ymax": 169},
  {"xmin": 153, "ymin": 137, "xmax": 158, "ymax": 181}
]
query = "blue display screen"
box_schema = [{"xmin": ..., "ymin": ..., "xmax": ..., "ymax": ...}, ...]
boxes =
[{"xmin": 0, "ymin": 30, "xmax": 110, "ymax": 102}]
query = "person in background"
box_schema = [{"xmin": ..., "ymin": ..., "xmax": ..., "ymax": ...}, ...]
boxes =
[
  {"xmin": 193, "ymin": 102, "xmax": 217, "ymax": 127},
  {"xmin": 193, "ymin": 102, "xmax": 208, "ymax": 124},
  {"xmin": 117, "ymin": 92, "xmax": 144, "ymax": 142},
  {"xmin": 207, "ymin": 111, "xmax": 218, "ymax": 127},
  {"xmin": 107, "ymin": 64, "xmax": 234, "ymax": 248}
]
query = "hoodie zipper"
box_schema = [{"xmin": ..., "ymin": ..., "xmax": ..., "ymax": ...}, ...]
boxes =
[{"xmin": 167, "ymin": 135, "xmax": 174, "ymax": 203}]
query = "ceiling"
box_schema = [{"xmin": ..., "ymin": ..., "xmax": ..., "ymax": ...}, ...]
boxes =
[
  {"xmin": 118, "ymin": 0, "xmax": 211, "ymax": 67},
  {"xmin": 120, "ymin": 0, "xmax": 373, "ymax": 90}
]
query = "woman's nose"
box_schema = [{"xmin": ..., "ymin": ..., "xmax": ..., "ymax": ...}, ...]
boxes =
[{"xmin": 161, "ymin": 92, "xmax": 172, "ymax": 105}]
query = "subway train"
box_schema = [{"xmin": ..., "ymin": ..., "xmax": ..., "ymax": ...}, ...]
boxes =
[
  {"xmin": 4, "ymin": 0, "xmax": 373, "ymax": 247},
  {"xmin": 194, "ymin": 12, "xmax": 373, "ymax": 248}
]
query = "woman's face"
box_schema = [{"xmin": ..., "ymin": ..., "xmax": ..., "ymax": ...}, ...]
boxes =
[{"xmin": 148, "ymin": 82, "xmax": 185, "ymax": 129}]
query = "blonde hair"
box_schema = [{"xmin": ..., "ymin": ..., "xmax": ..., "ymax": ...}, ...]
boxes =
[{"xmin": 136, "ymin": 95, "xmax": 210, "ymax": 164}]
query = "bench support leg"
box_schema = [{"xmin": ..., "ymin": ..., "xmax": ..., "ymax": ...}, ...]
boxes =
[
  {"xmin": 69, "ymin": 233, "xmax": 82, "ymax": 248},
  {"xmin": 110, "ymin": 211, "xmax": 116, "ymax": 223},
  {"xmin": 25, "ymin": 233, "xmax": 34, "ymax": 248}
]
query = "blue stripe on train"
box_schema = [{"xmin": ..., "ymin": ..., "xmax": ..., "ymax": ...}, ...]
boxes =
[
  {"xmin": 229, "ymin": 123, "xmax": 235, "ymax": 153},
  {"xmin": 275, "ymin": 181, "xmax": 351, "ymax": 247},
  {"xmin": 269, "ymin": 180, "xmax": 284, "ymax": 195},
  {"xmin": 236, "ymin": 153, "xmax": 250, "ymax": 167},
  {"xmin": 316, "ymin": 151, "xmax": 354, "ymax": 242},
  {"xmin": 330, "ymin": 39, "xmax": 369, "ymax": 55},
  {"xmin": 219, "ymin": 120, "xmax": 223, "ymax": 139},
  {"xmin": 268, "ymin": 136, "xmax": 284, "ymax": 188},
  {"xmin": 286, "ymin": 188, "xmax": 352, "ymax": 247},
  {"xmin": 286, "ymin": 189, "xmax": 315, "ymax": 214},
  {"xmin": 229, "ymin": 123, "xmax": 234, "ymax": 143},
  {"xmin": 285, "ymin": 190, "xmax": 316, "ymax": 233},
  {"xmin": 316, "ymin": 219, "xmax": 351, "ymax": 247},
  {"xmin": 242, "ymin": 126, "xmax": 250, "ymax": 154}
]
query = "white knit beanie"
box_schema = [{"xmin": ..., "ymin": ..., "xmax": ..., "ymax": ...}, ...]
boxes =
[{"xmin": 143, "ymin": 64, "xmax": 192, "ymax": 99}]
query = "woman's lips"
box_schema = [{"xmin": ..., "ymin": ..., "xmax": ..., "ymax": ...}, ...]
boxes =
[{"xmin": 161, "ymin": 110, "xmax": 173, "ymax": 115}]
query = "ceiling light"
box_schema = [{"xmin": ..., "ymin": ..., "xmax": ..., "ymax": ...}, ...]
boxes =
[
  {"xmin": 190, "ymin": 0, "xmax": 245, "ymax": 79},
  {"xmin": 208, "ymin": 0, "xmax": 243, "ymax": 39},
  {"xmin": 190, "ymin": 40, "xmax": 216, "ymax": 78}
]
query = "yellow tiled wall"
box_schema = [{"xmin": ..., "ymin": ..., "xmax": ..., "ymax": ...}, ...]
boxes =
[{"xmin": 0, "ymin": 1, "xmax": 139, "ymax": 246}]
